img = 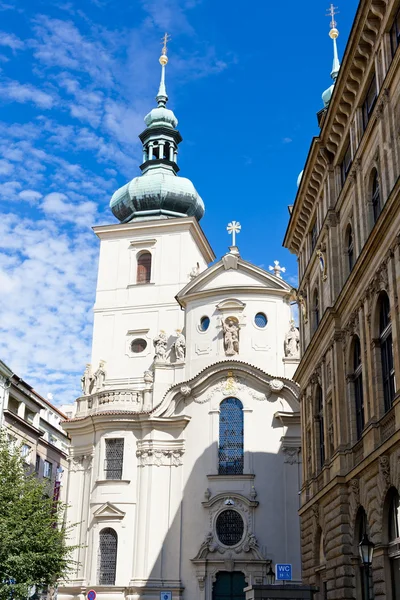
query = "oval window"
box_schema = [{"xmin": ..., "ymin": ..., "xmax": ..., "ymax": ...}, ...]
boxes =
[
  {"xmin": 216, "ymin": 510, "xmax": 244, "ymax": 546},
  {"xmin": 131, "ymin": 338, "xmax": 147, "ymax": 353},
  {"xmin": 199, "ymin": 316, "xmax": 210, "ymax": 331},
  {"xmin": 254, "ymin": 312, "xmax": 267, "ymax": 328}
]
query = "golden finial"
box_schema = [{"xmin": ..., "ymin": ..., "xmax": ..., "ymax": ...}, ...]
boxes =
[
  {"xmin": 160, "ymin": 32, "xmax": 171, "ymax": 66},
  {"xmin": 326, "ymin": 4, "xmax": 339, "ymax": 39}
]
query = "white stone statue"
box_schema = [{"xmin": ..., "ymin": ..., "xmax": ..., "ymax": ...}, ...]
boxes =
[
  {"xmin": 80, "ymin": 363, "xmax": 92, "ymax": 396},
  {"xmin": 174, "ymin": 330, "xmax": 186, "ymax": 362},
  {"xmin": 284, "ymin": 321, "xmax": 300, "ymax": 358},
  {"xmin": 189, "ymin": 262, "xmax": 200, "ymax": 280},
  {"xmin": 153, "ymin": 331, "xmax": 167, "ymax": 362},
  {"xmin": 93, "ymin": 360, "xmax": 106, "ymax": 391},
  {"xmin": 144, "ymin": 370, "xmax": 153, "ymax": 384},
  {"xmin": 221, "ymin": 318, "xmax": 240, "ymax": 356}
]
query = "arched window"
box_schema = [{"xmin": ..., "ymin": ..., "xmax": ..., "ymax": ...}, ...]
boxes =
[
  {"xmin": 313, "ymin": 289, "xmax": 320, "ymax": 332},
  {"xmin": 316, "ymin": 385, "xmax": 325, "ymax": 470},
  {"xmin": 346, "ymin": 224, "xmax": 354, "ymax": 273},
  {"xmin": 353, "ymin": 336, "xmax": 365, "ymax": 440},
  {"xmin": 371, "ymin": 169, "xmax": 381, "ymax": 223},
  {"xmin": 136, "ymin": 251, "xmax": 152, "ymax": 284},
  {"xmin": 379, "ymin": 293, "xmax": 395, "ymax": 412},
  {"xmin": 219, "ymin": 398, "xmax": 243, "ymax": 475},
  {"xmin": 98, "ymin": 528, "xmax": 117, "ymax": 585},
  {"xmin": 387, "ymin": 488, "xmax": 400, "ymax": 595},
  {"xmin": 355, "ymin": 507, "xmax": 369, "ymax": 600}
]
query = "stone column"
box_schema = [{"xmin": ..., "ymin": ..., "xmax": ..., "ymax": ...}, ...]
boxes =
[
  {"xmin": 148, "ymin": 142, "xmax": 154, "ymax": 160},
  {"xmin": 169, "ymin": 144, "xmax": 175, "ymax": 161},
  {"xmin": 158, "ymin": 141, "xmax": 165, "ymax": 160}
]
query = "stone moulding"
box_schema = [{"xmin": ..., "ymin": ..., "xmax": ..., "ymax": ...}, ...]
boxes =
[{"xmin": 136, "ymin": 439, "xmax": 185, "ymax": 467}]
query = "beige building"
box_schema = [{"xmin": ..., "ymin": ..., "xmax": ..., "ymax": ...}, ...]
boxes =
[
  {"xmin": 0, "ymin": 358, "xmax": 70, "ymax": 496},
  {"xmin": 284, "ymin": 0, "xmax": 400, "ymax": 598}
]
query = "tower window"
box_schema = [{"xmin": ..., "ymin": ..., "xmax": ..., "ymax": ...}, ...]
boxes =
[
  {"xmin": 218, "ymin": 398, "xmax": 244, "ymax": 475},
  {"xmin": 131, "ymin": 338, "xmax": 147, "ymax": 353},
  {"xmin": 216, "ymin": 510, "xmax": 244, "ymax": 546},
  {"xmin": 104, "ymin": 438, "xmax": 124, "ymax": 480},
  {"xmin": 199, "ymin": 316, "xmax": 210, "ymax": 332},
  {"xmin": 254, "ymin": 313, "xmax": 268, "ymax": 328},
  {"xmin": 136, "ymin": 252, "xmax": 152, "ymax": 284},
  {"xmin": 379, "ymin": 293, "xmax": 395, "ymax": 412},
  {"xmin": 98, "ymin": 528, "xmax": 117, "ymax": 585}
]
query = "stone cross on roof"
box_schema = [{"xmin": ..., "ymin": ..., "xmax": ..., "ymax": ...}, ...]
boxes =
[
  {"xmin": 227, "ymin": 221, "xmax": 241, "ymax": 247},
  {"xmin": 269, "ymin": 260, "xmax": 286, "ymax": 279}
]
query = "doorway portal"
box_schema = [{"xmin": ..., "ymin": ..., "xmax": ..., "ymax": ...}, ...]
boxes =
[{"xmin": 212, "ymin": 572, "xmax": 246, "ymax": 600}]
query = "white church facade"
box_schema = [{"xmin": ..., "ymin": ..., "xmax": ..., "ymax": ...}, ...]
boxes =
[{"xmin": 59, "ymin": 41, "xmax": 302, "ymax": 600}]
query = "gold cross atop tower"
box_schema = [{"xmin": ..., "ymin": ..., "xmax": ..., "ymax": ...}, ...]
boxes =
[
  {"xmin": 326, "ymin": 4, "xmax": 339, "ymax": 30},
  {"xmin": 161, "ymin": 32, "xmax": 171, "ymax": 56}
]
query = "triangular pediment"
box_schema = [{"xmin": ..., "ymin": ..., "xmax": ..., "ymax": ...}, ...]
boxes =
[
  {"xmin": 93, "ymin": 502, "xmax": 126, "ymax": 520},
  {"xmin": 177, "ymin": 255, "xmax": 292, "ymax": 307}
]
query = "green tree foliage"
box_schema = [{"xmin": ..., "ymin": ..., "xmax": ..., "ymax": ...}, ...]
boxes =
[{"xmin": 0, "ymin": 431, "xmax": 76, "ymax": 600}]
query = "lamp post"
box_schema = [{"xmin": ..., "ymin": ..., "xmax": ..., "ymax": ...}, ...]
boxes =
[
  {"xmin": 266, "ymin": 565, "xmax": 275, "ymax": 585},
  {"xmin": 359, "ymin": 533, "xmax": 374, "ymax": 599}
]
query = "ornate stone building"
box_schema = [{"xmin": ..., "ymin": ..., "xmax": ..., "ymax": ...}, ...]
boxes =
[
  {"xmin": 59, "ymin": 43, "xmax": 302, "ymax": 600},
  {"xmin": 284, "ymin": 1, "xmax": 400, "ymax": 598}
]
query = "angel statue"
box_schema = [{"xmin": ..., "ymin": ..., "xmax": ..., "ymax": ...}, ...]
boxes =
[{"xmin": 221, "ymin": 318, "xmax": 240, "ymax": 356}]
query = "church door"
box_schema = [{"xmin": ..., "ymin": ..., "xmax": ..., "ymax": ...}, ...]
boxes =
[{"xmin": 212, "ymin": 572, "xmax": 246, "ymax": 600}]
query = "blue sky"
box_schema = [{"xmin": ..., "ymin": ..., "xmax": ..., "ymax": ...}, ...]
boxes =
[{"xmin": 0, "ymin": 0, "xmax": 359, "ymax": 405}]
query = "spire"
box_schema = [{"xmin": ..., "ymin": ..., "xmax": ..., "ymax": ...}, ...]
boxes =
[
  {"xmin": 157, "ymin": 32, "xmax": 171, "ymax": 107},
  {"xmin": 327, "ymin": 4, "xmax": 340, "ymax": 81}
]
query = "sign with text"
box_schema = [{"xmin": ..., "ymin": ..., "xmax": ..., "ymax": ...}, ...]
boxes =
[
  {"xmin": 160, "ymin": 592, "xmax": 172, "ymax": 600},
  {"xmin": 276, "ymin": 564, "xmax": 292, "ymax": 581}
]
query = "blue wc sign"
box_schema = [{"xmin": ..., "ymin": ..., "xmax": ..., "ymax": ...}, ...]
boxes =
[
  {"xmin": 160, "ymin": 592, "xmax": 172, "ymax": 600},
  {"xmin": 275, "ymin": 564, "xmax": 292, "ymax": 581}
]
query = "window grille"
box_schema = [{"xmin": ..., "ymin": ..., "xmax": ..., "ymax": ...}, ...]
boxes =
[
  {"xmin": 98, "ymin": 528, "xmax": 117, "ymax": 585},
  {"xmin": 353, "ymin": 337, "xmax": 364, "ymax": 440},
  {"xmin": 105, "ymin": 439, "xmax": 124, "ymax": 480},
  {"xmin": 254, "ymin": 313, "xmax": 267, "ymax": 328},
  {"xmin": 216, "ymin": 510, "xmax": 244, "ymax": 546},
  {"xmin": 379, "ymin": 294, "xmax": 395, "ymax": 412},
  {"xmin": 137, "ymin": 252, "xmax": 151, "ymax": 284},
  {"xmin": 218, "ymin": 398, "xmax": 243, "ymax": 475}
]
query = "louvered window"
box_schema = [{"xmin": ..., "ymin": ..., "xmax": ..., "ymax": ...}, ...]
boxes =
[
  {"xmin": 136, "ymin": 252, "xmax": 151, "ymax": 284},
  {"xmin": 104, "ymin": 439, "xmax": 124, "ymax": 480},
  {"xmin": 219, "ymin": 398, "xmax": 243, "ymax": 475},
  {"xmin": 98, "ymin": 528, "xmax": 117, "ymax": 585},
  {"xmin": 216, "ymin": 510, "xmax": 244, "ymax": 546}
]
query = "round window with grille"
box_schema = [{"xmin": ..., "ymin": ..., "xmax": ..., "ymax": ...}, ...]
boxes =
[
  {"xmin": 254, "ymin": 312, "xmax": 268, "ymax": 328},
  {"xmin": 131, "ymin": 338, "xmax": 147, "ymax": 353},
  {"xmin": 216, "ymin": 509, "xmax": 244, "ymax": 546}
]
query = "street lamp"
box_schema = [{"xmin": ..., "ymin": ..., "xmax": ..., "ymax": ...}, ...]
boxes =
[
  {"xmin": 266, "ymin": 565, "xmax": 275, "ymax": 585},
  {"xmin": 359, "ymin": 533, "xmax": 374, "ymax": 599}
]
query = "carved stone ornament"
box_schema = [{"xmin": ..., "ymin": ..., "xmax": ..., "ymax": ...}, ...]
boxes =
[
  {"xmin": 174, "ymin": 330, "xmax": 186, "ymax": 362},
  {"xmin": 283, "ymin": 447, "xmax": 300, "ymax": 464},
  {"xmin": 221, "ymin": 317, "xmax": 240, "ymax": 356},
  {"xmin": 144, "ymin": 370, "xmax": 153, "ymax": 384},
  {"xmin": 153, "ymin": 330, "xmax": 168, "ymax": 362},
  {"xmin": 266, "ymin": 379, "xmax": 284, "ymax": 401},
  {"xmin": 379, "ymin": 455, "xmax": 390, "ymax": 486},
  {"xmin": 180, "ymin": 384, "xmax": 192, "ymax": 397},
  {"xmin": 136, "ymin": 448, "xmax": 184, "ymax": 467},
  {"xmin": 80, "ymin": 363, "xmax": 92, "ymax": 396},
  {"xmin": 284, "ymin": 321, "xmax": 300, "ymax": 358},
  {"xmin": 200, "ymin": 375, "xmax": 267, "ymax": 404},
  {"xmin": 69, "ymin": 454, "xmax": 93, "ymax": 472},
  {"xmin": 316, "ymin": 249, "xmax": 328, "ymax": 281},
  {"xmin": 298, "ymin": 293, "xmax": 308, "ymax": 324}
]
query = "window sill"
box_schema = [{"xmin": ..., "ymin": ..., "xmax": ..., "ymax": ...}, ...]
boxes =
[
  {"xmin": 207, "ymin": 474, "xmax": 255, "ymax": 481},
  {"xmin": 127, "ymin": 282, "xmax": 155, "ymax": 288},
  {"xmin": 96, "ymin": 479, "xmax": 131, "ymax": 485}
]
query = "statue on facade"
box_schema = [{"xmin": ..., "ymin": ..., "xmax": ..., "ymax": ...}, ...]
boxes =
[
  {"xmin": 174, "ymin": 329, "xmax": 186, "ymax": 362},
  {"xmin": 93, "ymin": 360, "xmax": 106, "ymax": 391},
  {"xmin": 153, "ymin": 331, "xmax": 168, "ymax": 362},
  {"xmin": 221, "ymin": 318, "xmax": 240, "ymax": 356},
  {"xmin": 80, "ymin": 363, "xmax": 92, "ymax": 396},
  {"xmin": 189, "ymin": 262, "xmax": 200, "ymax": 280},
  {"xmin": 284, "ymin": 321, "xmax": 300, "ymax": 358}
]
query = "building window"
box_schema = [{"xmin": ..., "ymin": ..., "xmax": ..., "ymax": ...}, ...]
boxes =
[
  {"xmin": 362, "ymin": 74, "xmax": 378, "ymax": 129},
  {"xmin": 216, "ymin": 510, "xmax": 244, "ymax": 546},
  {"xmin": 346, "ymin": 225, "xmax": 354, "ymax": 273},
  {"xmin": 98, "ymin": 528, "xmax": 117, "ymax": 585},
  {"xmin": 218, "ymin": 398, "xmax": 244, "ymax": 475},
  {"xmin": 371, "ymin": 170, "xmax": 381, "ymax": 223},
  {"xmin": 136, "ymin": 251, "xmax": 151, "ymax": 284},
  {"xmin": 35, "ymin": 454, "xmax": 40, "ymax": 473},
  {"xmin": 131, "ymin": 338, "xmax": 147, "ymax": 353},
  {"xmin": 390, "ymin": 6, "xmax": 400, "ymax": 57},
  {"xmin": 43, "ymin": 460, "xmax": 52, "ymax": 479},
  {"xmin": 104, "ymin": 438, "xmax": 124, "ymax": 480},
  {"xmin": 353, "ymin": 336, "xmax": 365, "ymax": 440},
  {"xmin": 379, "ymin": 293, "xmax": 395, "ymax": 412},
  {"xmin": 316, "ymin": 386, "xmax": 325, "ymax": 470},
  {"xmin": 199, "ymin": 316, "xmax": 210, "ymax": 332},
  {"xmin": 254, "ymin": 312, "xmax": 267, "ymax": 328},
  {"xmin": 388, "ymin": 489, "xmax": 400, "ymax": 595},
  {"xmin": 341, "ymin": 142, "xmax": 352, "ymax": 184},
  {"xmin": 313, "ymin": 289, "xmax": 320, "ymax": 332},
  {"xmin": 21, "ymin": 444, "xmax": 31, "ymax": 464},
  {"xmin": 310, "ymin": 220, "xmax": 318, "ymax": 251}
]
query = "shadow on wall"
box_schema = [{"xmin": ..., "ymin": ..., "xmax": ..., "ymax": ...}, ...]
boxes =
[{"xmin": 104, "ymin": 437, "xmax": 302, "ymax": 600}]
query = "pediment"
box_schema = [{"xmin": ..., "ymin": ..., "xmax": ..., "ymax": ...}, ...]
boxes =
[
  {"xmin": 177, "ymin": 256, "xmax": 292, "ymax": 307},
  {"xmin": 93, "ymin": 502, "xmax": 126, "ymax": 520}
]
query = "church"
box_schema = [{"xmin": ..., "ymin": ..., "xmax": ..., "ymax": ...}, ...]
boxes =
[{"xmin": 59, "ymin": 39, "xmax": 302, "ymax": 600}]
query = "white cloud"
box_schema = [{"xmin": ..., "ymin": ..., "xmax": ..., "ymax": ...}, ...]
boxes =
[
  {"xmin": 0, "ymin": 80, "xmax": 54, "ymax": 108},
  {"xmin": 18, "ymin": 190, "xmax": 43, "ymax": 204},
  {"xmin": 41, "ymin": 192, "xmax": 98, "ymax": 227},
  {"xmin": 0, "ymin": 31, "xmax": 24, "ymax": 51}
]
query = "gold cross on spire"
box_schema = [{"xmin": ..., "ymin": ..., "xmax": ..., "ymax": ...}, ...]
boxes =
[
  {"xmin": 326, "ymin": 4, "xmax": 339, "ymax": 29},
  {"xmin": 161, "ymin": 32, "xmax": 171, "ymax": 56}
]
